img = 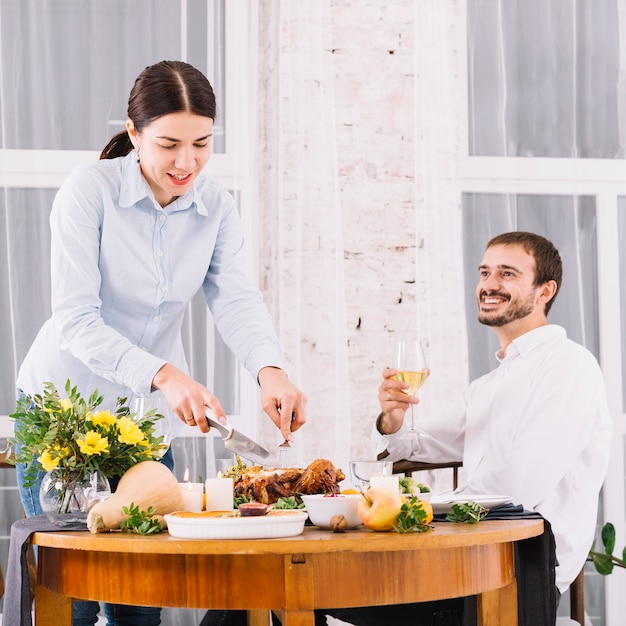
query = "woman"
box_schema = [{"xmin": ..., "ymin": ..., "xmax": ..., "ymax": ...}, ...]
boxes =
[{"xmin": 16, "ymin": 60, "xmax": 306, "ymax": 626}]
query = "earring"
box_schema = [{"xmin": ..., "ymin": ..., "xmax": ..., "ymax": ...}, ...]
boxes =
[{"xmin": 136, "ymin": 148, "xmax": 140, "ymax": 164}]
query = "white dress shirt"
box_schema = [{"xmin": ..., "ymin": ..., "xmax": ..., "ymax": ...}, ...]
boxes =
[
  {"xmin": 372, "ymin": 325, "xmax": 613, "ymax": 592},
  {"xmin": 17, "ymin": 152, "xmax": 284, "ymax": 406}
]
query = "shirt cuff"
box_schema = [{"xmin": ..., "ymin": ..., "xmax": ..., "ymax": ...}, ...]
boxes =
[{"xmin": 113, "ymin": 347, "xmax": 167, "ymax": 397}]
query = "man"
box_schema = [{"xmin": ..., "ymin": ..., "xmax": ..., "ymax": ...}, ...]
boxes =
[{"xmin": 322, "ymin": 231, "xmax": 613, "ymax": 626}]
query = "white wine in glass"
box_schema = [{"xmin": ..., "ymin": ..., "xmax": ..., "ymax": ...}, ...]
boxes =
[{"xmin": 394, "ymin": 340, "xmax": 429, "ymax": 438}]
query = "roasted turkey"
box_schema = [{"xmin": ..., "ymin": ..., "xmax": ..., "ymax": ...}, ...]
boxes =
[{"xmin": 233, "ymin": 458, "xmax": 346, "ymax": 504}]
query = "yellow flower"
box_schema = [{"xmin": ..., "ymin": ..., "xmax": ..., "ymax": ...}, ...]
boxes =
[
  {"xmin": 38, "ymin": 445, "xmax": 70, "ymax": 471},
  {"xmin": 117, "ymin": 416, "xmax": 145, "ymax": 446},
  {"xmin": 59, "ymin": 398, "xmax": 73, "ymax": 412},
  {"xmin": 88, "ymin": 410, "xmax": 118, "ymax": 429},
  {"xmin": 77, "ymin": 431, "xmax": 109, "ymax": 456}
]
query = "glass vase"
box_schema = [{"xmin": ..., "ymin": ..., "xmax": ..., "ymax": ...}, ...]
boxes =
[{"xmin": 39, "ymin": 469, "xmax": 111, "ymax": 517}]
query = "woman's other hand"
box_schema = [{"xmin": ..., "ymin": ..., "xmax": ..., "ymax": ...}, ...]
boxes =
[{"xmin": 258, "ymin": 367, "xmax": 307, "ymax": 442}]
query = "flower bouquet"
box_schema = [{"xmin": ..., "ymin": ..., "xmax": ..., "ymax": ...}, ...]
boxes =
[{"xmin": 9, "ymin": 379, "xmax": 169, "ymax": 515}]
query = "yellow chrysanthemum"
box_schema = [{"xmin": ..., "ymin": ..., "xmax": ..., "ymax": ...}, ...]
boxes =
[
  {"xmin": 77, "ymin": 431, "xmax": 109, "ymax": 456},
  {"xmin": 38, "ymin": 445, "xmax": 70, "ymax": 472},
  {"xmin": 88, "ymin": 410, "xmax": 118, "ymax": 429},
  {"xmin": 59, "ymin": 398, "xmax": 73, "ymax": 412},
  {"xmin": 117, "ymin": 416, "xmax": 145, "ymax": 445}
]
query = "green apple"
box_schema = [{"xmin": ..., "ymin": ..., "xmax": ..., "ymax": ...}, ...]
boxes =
[{"xmin": 358, "ymin": 487, "xmax": 403, "ymax": 531}]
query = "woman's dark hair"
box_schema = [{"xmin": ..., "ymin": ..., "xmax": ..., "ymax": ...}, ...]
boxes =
[
  {"xmin": 100, "ymin": 60, "xmax": 216, "ymax": 160},
  {"xmin": 486, "ymin": 231, "xmax": 563, "ymax": 314}
]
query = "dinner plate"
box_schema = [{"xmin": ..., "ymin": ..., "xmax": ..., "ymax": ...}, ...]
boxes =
[
  {"xmin": 430, "ymin": 493, "xmax": 513, "ymax": 515},
  {"xmin": 164, "ymin": 510, "xmax": 308, "ymax": 540}
]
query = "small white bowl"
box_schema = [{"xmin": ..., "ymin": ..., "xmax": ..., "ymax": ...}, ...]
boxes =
[{"xmin": 301, "ymin": 494, "xmax": 363, "ymax": 529}]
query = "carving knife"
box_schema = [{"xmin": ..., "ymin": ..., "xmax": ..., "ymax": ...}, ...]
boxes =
[{"xmin": 204, "ymin": 408, "xmax": 281, "ymax": 468}]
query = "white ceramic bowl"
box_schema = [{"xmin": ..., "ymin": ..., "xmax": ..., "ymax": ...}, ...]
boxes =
[{"xmin": 301, "ymin": 494, "xmax": 363, "ymax": 529}]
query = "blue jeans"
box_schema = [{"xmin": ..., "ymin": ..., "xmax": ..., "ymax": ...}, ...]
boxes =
[{"xmin": 17, "ymin": 444, "xmax": 174, "ymax": 626}]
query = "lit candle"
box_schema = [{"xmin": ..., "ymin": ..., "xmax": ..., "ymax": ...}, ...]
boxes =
[
  {"xmin": 205, "ymin": 476, "xmax": 234, "ymax": 511},
  {"xmin": 369, "ymin": 474, "xmax": 400, "ymax": 493},
  {"xmin": 179, "ymin": 468, "xmax": 204, "ymax": 511}
]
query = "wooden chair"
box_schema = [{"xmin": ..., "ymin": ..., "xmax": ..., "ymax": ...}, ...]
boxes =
[
  {"xmin": 392, "ymin": 459, "xmax": 462, "ymax": 490},
  {"xmin": 569, "ymin": 566, "xmax": 585, "ymax": 625}
]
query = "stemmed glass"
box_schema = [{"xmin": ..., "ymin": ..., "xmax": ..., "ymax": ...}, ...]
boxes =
[
  {"xmin": 131, "ymin": 395, "xmax": 173, "ymax": 459},
  {"xmin": 394, "ymin": 339, "xmax": 430, "ymax": 439}
]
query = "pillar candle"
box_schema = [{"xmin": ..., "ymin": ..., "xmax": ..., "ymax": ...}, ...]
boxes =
[
  {"xmin": 205, "ymin": 477, "xmax": 234, "ymax": 511},
  {"xmin": 179, "ymin": 482, "xmax": 204, "ymax": 512},
  {"xmin": 369, "ymin": 474, "xmax": 400, "ymax": 493}
]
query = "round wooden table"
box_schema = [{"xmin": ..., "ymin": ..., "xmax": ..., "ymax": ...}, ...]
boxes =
[{"xmin": 32, "ymin": 519, "xmax": 543, "ymax": 626}]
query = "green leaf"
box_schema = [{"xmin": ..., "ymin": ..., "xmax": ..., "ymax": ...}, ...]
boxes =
[
  {"xmin": 446, "ymin": 501, "xmax": 489, "ymax": 524},
  {"xmin": 592, "ymin": 553, "xmax": 614, "ymax": 576},
  {"xmin": 602, "ymin": 522, "xmax": 616, "ymax": 554}
]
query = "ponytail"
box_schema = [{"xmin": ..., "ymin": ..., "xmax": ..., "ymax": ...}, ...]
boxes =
[{"xmin": 100, "ymin": 131, "xmax": 134, "ymax": 160}]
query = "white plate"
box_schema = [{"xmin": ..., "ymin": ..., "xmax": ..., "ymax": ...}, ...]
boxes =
[
  {"xmin": 164, "ymin": 510, "xmax": 308, "ymax": 540},
  {"xmin": 430, "ymin": 493, "xmax": 513, "ymax": 515}
]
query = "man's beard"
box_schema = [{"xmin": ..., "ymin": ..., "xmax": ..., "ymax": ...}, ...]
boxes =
[{"xmin": 477, "ymin": 290, "xmax": 535, "ymax": 327}]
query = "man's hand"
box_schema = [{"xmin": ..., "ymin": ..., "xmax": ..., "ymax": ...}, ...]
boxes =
[
  {"xmin": 258, "ymin": 367, "xmax": 307, "ymax": 442},
  {"xmin": 377, "ymin": 367, "xmax": 419, "ymax": 434}
]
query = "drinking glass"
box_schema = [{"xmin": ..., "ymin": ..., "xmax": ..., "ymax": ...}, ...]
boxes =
[
  {"xmin": 349, "ymin": 460, "xmax": 394, "ymax": 492},
  {"xmin": 394, "ymin": 339, "xmax": 430, "ymax": 439},
  {"xmin": 131, "ymin": 395, "xmax": 172, "ymax": 459}
]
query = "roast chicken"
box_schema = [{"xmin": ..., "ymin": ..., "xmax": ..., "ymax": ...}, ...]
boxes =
[{"xmin": 232, "ymin": 458, "xmax": 346, "ymax": 504}]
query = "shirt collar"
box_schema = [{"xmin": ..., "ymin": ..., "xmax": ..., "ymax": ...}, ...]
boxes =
[
  {"xmin": 118, "ymin": 151, "xmax": 205, "ymax": 215},
  {"xmin": 496, "ymin": 324, "xmax": 567, "ymax": 363}
]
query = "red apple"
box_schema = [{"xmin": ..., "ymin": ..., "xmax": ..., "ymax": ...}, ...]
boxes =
[{"xmin": 358, "ymin": 487, "xmax": 403, "ymax": 531}]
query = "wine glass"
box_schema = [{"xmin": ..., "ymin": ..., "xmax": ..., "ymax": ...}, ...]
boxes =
[
  {"xmin": 394, "ymin": 339, "xmax": 430, "ymax": 439},
  {"xmin": 131, "ymin": 395, "xmax": 173, "ymax": 459},
  {"xmin": 349, "ymin": 460, "xmax": 394, "ymax": 493}
]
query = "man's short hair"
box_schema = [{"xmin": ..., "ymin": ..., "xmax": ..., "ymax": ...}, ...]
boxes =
[{"xmin": 486, "ymin": 231, "xmax": 562, "ymax": 314}]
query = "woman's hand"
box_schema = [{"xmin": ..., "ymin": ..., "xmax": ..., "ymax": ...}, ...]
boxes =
[
  {"xmin": 377, "ymin": 367, "xmax": 419, "ymax": 435},
  {"xmin": 151, "ymin": 363, "xmax": 225, "ymax": 433},
  {"xmin": 258, "ymin": 367, "xmax": 307, "ymax": 442}
]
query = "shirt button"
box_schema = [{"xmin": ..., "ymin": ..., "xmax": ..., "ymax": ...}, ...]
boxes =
[
  {"xmin": 160, "ymin": 285, "xmax": 167, "ymax": 292},
  {"xmin": 159, "ymin": 214, "xmax": 166, "ymax": 222},
  {"xmin": 153, "ymin": 315, "xmax": 160, "ymax": 322},
  {"xmin": 157, "ymin": 250, "xmax": 164, "ymax": 257}
]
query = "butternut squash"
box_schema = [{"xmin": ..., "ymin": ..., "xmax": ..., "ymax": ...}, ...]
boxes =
[{"xmin": 87, "ymin": 460, "xmax": 183, "ymax": 533}]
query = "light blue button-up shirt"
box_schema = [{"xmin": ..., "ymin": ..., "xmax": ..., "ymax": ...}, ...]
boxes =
[{"xmin": 17, "ymin": 152, "xmax": 284, "ymax": 406}]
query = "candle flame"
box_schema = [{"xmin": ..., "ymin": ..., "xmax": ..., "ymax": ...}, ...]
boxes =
[
  {"xmin": 183, "ymin": 468, "xmax": 190, "ymax": 483},
  {"xmin": 217, "ymin": 471, "xmax": 222, "ymax": 478}
]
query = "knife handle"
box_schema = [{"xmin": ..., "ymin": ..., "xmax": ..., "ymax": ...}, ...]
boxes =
[{"xmin": 203, "ymin": 407, "xmax": 233, "ymax": 439}]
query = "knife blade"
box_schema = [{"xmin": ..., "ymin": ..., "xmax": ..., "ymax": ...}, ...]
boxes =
[{"xmin": 204, "ymin": 408, "xmax": 281, "ymax": 468}]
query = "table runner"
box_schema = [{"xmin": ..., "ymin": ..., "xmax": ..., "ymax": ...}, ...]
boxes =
[
  {"xmin": 435, "ymin": 503, "xmax": 557, "ymax": 626},
  {"xmin": 4, "ymin": 514, "xmax": 87, "ymax": 626}
]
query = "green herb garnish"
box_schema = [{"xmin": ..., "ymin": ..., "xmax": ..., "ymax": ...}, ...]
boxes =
[
  {"xmin": 273, "ymin": 496, "xmax": 305, "ymax": 510},
  {"xmin": 120, "ymin": 502, "xmax": 164, "ymax": 535},
  {"xmin": 392, "ymin": 496, "xmax": 432, "ymax": 533},
  {"xmin": 446, "ymin": 501, "xmax": 489, "ymax": 524},
  {"xmin": 234, "ymin": 494, "xmax": 251, "ymax": 508}
]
